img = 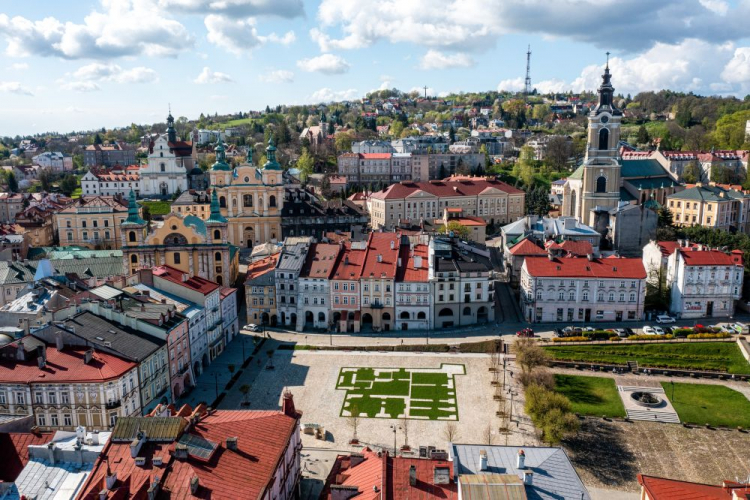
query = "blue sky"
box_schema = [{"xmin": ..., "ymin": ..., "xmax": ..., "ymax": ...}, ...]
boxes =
[{"xmin": 1, "ymin": 0, "xmax": 749, "ymax": 136}]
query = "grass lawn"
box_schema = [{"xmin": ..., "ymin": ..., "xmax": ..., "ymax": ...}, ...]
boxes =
[
  {"xmin": 337, "ymin": 366, "xmax": 461, "ymax": 420},
  {"xmin": 544, "ymin": 342, "xmax": 750, "ymax": 374},
  {"xmin": 555, "ymin": 375, "xmax": 626, "ymax": 418},
  {"xmin": 71, "ymin": 187, "xmax": 82, "ymax": 198},
  {"xmin": 139, "ymin": 200, "xmax": 172, "ymax": 216},
  {"xmin": 662, "ymin": 382, "xmax": 750, "ymax": 428}
]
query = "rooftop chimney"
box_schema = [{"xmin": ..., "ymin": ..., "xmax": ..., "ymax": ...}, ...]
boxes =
[
  {"xmin": 523, "ymin": 471, "xmax": 534, "ymax": 485},
  {"xmin": 377, "ymin": 254, "xmax": 383, "ymax": 263},
  {"xmin": 517, "ymin": 449, "xmax": 526, "ymax": 469},
  {"xmin": 190, "ymin": 477, "xmax": 200, "ymax": 495},
  {"xmin": 390, "ymin": 240, "xmax": 395, "ymax": 250},
  {"xmin": 226, "ymin": 437, "xmax": 238, "ymax": 451},
  {"xmin": 409, "ymin": 465, "xmax": 417, "ymax": 486},
  {"xmin": 130, "ymin": 431, "xmax": 147, "ymax": 458},
  {"xmin": 55, "ymin": 330, "xmax": 64, "ymax": 351},
  {"xmin": 147, "ymin": 476, "xmax": 160, "ymax": 500},
  {"xmin": 84, "ymin": 348, "xmax": 94, "ymax": 364},
  {"xmin": 479, "ymin": 449, "xmax": 488, "ymax": 471},
  {"xmin": 174, "ymin": 443, "xmax": 188, "ymax": 460},
  {"xmin": 105, "ymin": 471, "xmax": 117, "ymax": 490},
  {"xmin": 282, "ymin": 390, "xmax": 297, "ymax": 418}
]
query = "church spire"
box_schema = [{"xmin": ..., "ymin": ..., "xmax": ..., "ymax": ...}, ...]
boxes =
[
  {"xmin": 206, "ymin": 188, "xmax": 227, "ymax": 223},
  {"xmin": 122, "ymin": 189, "xmax": 146, "ymax": 226},
  {"xmin": 597, "ymin": 52, "xmax": 615, "ymax": 108},
  {"xmin": 211, "ymin": 135, "xmax": 231, "ymax": 171},
  {"xmin": 167, "ymin": 105, "xmax": 176, "ymax": 144},
  {"xmin": 262, "ymin": 136, "xmax": 281, "ymax": 170}
]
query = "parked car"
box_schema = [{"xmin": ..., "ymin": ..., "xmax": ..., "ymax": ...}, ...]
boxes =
[
  {"xmin": 563, "ymin": 326, "xmax": 583, "ymax": 337},
  {"xmin": 516, "ymin": 328, "xmax": 535, "ymax": 338},
  {"xmin": 716, "ymin": 324, "xmax": 734, "ymax": 334},
  {"xmin": 614, "ymin": 328, "xmax": 628, "ymax": 338},
  {"xmin": 243, "ymin": 323, "xmax": 260, "ymax": 332},
  {"xmin": 642, "ymin": 326, "xmax": 656, "ymax": 335},
  {"xmin": 554, "ymin": 328, "xmax": 565, "ymax": 338},
  {"xmin": 653, "ymin": 326, "xmax": 665, "ymax": 335},
  {"xmin": 624, "ymin": 327, "xmax": 635, "ymax": 336},
  {"xmin": 583, "ymin": 327, "xmax": 595, "ymax": 332},
  {"xmin": 730, "ymin": 322, "xmax": 748, "ymax": 334},
  {"xmin": 655, "ymin": 315, "xmax": 676, "ymax": 324}
]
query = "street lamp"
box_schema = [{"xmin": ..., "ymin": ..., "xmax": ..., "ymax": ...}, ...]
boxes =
[{"xmin": 390, "ymin": 424, "xmax": 401, "ymax": 456}]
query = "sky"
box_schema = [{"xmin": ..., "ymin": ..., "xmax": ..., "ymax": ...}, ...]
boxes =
[{"xmin": 1, "ymin": 0, "xmax": 749, "ymax": 137}]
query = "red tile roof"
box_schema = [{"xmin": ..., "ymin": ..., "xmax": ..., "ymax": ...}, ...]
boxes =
[
  {"xmin": 0, "ymin": 431, "xmax": 54, "ymax": 482},
  {"xmin": 219, "ymin": 286, "xmax": 236, "ymax": 299},
  {"xmin": 547, "ymin": 239, "xmax": 594, "ymax": 256},
  {"xmin": 679, "ymin": 248, "xmax": 744, "ymax": 267},
  {"xmin": 399, "ymin": 244, "xmax": 429, "ymax": 282},
  {"xmin": 0, "ymin": 342, "xmax": 136, "ymax": 384},
  {"xmin": 361, "ymin": 233, "xmax": 400, "ymax": 280},
  {"xmin": 637, "ymin": 474, "xmax": 750, "ymax": 500},
  {"xmin": 509, "ymin": 238, "xmax": 546, "ymax": 256},
  {"xmin": 332, "ymin": 242, "xmax": 366, "ymax": 280},
  {"xmin": 656, "ymin": 241, "xmax": 697, "ymax": 258},
  {"xmin": 361, "ymin": 153, "xmax": 392, "ymax": 160},
  {"xmin": 524, "ymin": 256, "xmax": 647, "ymax": 279},
  {"xmin": 299, "ymin": 243, "xmax": 342, "ymax": 279},
  {"xmin": 153, "ymin": 265, "xmax": 220, "ymax": 295},
  {"xmin": 245, "ymin": 253, "xmax": 280, "ymax": 282},
  {"xmin": 371, "ymin": 178, "xmax": 523, "ymax": 200},
  {"xmin": 80, "ymin": 409, "xmax": 300, "ymax": 500}
]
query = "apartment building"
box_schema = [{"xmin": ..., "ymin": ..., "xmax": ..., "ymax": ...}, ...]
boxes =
[
  {"xmin": 81, "ymin": 166, "xmax": 141, "ymax": 197},
  {"xmin": 55, "ymin": 195, "xmax": 131, "ymax": 250},
  {"xmin": 84, "ymin": 142, "xmax": 136, "ymax": 168},
  {"xmin": 297, "ymin": 243, "xmax": 341, "ymax": 331},
  {"xmin": 330, "ymin": 241, "xmax": 366, "ymax": 333},
  {"xmin": 520, "ymin": 256, "xmax": 647, "ymax": 323},
  {"xmin": 666, "ymin": 184, "xmax": 750, "ymax": 233},
  {"xmin": 32, "ymin": 152, "xmax": 72, "ymax": 172},
  {"xmin": 395, "ymin": 242, "xmax": 432, "ymax": 330},
  {"xmin": 275, "ymin": 237, "xmax": 313, "ymax": 328},
  {"xmin": 245, "ymin": 254, "xmax": 279, "ymax": 326},
  {"xmin": 359, "ymin": 233, "xmax": 400, "ymax": 331}
]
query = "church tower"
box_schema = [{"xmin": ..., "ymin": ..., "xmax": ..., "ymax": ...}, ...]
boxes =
[
  {"xmin": 167, "ymin": 109, "xmax": 176, "ymax": 144},
  {"xmin": 577, "ymin": 55, "xmax": 622, "ymax": 227}
]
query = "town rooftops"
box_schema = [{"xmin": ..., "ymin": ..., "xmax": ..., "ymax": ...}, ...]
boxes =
[
  {"xmin": 245, "ymin": 253, "xmax": 280, "ymax": 285},
  {"xmin": 58, "ymin": 195, "xmax": 128, "ymax": 213},
  {"xmin": 451, "ymin": 445, "xmax": 590, "ymax": 500},
  {"xmin": 398, "ymin": 243, "xmax": 429, "ymax": 282},
  {"xmin": 679, "ymin": 247, "xmax": 744, "ymax": 267},
  {"xmin": 332, "ymin": 242, "xmax": 366, "ymax": 280},
  {"xmin": 524, "ymin": 256, "xmax": 646, "ymax": 279},
  {"xmin": 361, "ymin": 232, "xmax": 400, "ymax": 279},
  {"xmin": 637, "ymin": 474, "xmax": 750, "ymax": 500},
  {"xmin": 299, "ymin": 243, "xmax": 341, "ymax": 280},
  {"xmin": 370, "ymin": 178, "xmax": 523, "ymax": 200},
  {"xmin": 0, "ymin": 431, "xmax": 54, "ymax": 482},
  {"xmin": 153, "ymin": 265, "xmax": 220, "ymax": 295},
  {"xmin": 509, "ymin": 237, "xmax": 547, "ymax": 256},
  {"xmin": 667, "ymin": 184, "xmax": 749, "ymax": 202}
]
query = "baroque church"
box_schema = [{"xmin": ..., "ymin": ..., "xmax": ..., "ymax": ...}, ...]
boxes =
[
  {"xmin": 139, "ymin": 111, "xmax": 195, "ymax": 197},
  {"xmin": 209, "ymin": 137, "xmax": 284, "ymax": 248}
]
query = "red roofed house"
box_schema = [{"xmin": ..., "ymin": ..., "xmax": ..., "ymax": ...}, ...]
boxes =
[
  {"xmin": 321, "ymin": 447, "xmax": 457, "ymax": 500},
  {"xmin": 395, "ymin": 242, "xmax": 431, "ymax": 330},
  {"xmin": 666, "ymin": 241, "xmax": 744, "ymax": 319},
  {"xmin": 638, "ymin": 474, "xmax": 750, "ymax": 500},
  {"xmin": 504, "ymin": 236, "xmax": 548, "ymax": 285},
  {"xmin": 436, "ymin": 207, "xmax": 487, "ymax": 243},
  {"xmin": 330, "ymin": 241, "xmax": 367, "ymax": 333},
  {"xmin": 296, "ymin": 243, "xmax": 342, "ymax": 331},
  {"xmin": 78, "ymin": 391, "xmax": 303, "ymax": 500},
  {"xmin": 0, "ymin": 431, "xmax": 53, "ymax": 483},
  {"xmin": 360, "ymin": 233, "xmax": 401, "ymax": 331},
  {"xmin": 521, "ymin": 256, "xmax": 647, "ymax": 323},
  {"xmin": 369, "ymin": 177, "xmax": 525, "ymax": 231}
]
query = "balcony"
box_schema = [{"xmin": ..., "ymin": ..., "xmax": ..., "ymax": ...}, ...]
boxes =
[
  {"xmin": 370, "ymin": 302, "xmax": 384, "ymax": 309},
  {"xmin": 105, "ymin": 399, "xmax": 122, "ymax": 410}
]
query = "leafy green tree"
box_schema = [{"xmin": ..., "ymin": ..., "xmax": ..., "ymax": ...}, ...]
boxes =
[
  {"xmin": 682, "ymin": 161, "xmax": 700, "ymax": 184},
  {"xmin": 93, "ymin": 133, "xmax": 103, "ymax": 145},
  {"xmin": 438, "ymin": 221, "xmax": 470, "ymax": 240},
  {"xmin": 60, "ymin": 175, "xmax": 78, "ymax": 196},
  {"xmin": 296, "ymin": 147, "xmax": 314, "ymax": 182},
  {"xmin": 390, "ymin": 120, "xmax": 404, "ymax": 138},
  {"xmin": 38, "ymin": 168, "xmax": 54, "ymax": 192},
  {"xmin": 6, "ymin": 171, "xmax": 18, "ymax": 193},
  {"xmin": 532, "ymin": 104, "xmax": 550, "ymax": 122},
  {"xmin": 334, "ymin": 132, "xmax": 354, "ymax": 152},
  {"xmin": 636, "ymin": 125, "xmax": 650, "ymax": 144}
]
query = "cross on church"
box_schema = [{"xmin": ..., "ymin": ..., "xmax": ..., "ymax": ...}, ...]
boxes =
[{"xmin": 606, "ymin": 51, "xmax": 610, "ymax": 68}]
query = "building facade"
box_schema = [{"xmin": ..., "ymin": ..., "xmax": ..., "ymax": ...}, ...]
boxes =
[
  {"xmin": 81, "ymin": 166, "xmax": 141, "ymax": 197},
  {"xmin": 55, "ymin": 195, "xmax": 131, "ymax": 250},
  {"xmin": 275, "ymin": 237, "xmax": 313, "ymax": 328},
  {"xmin": 139, "ymin": 112, "xmax": 194, "ymax": 197},
  {"xmin": 84, "ymin": 142, "xmax": 136, "ymax": 168},
  {"xmin": 666, "ymin": 184, "xmax": 750, "ymax": 233},
  {"xmin": 281, "ymin": 187, "xmax": 368, "ymax": 240},
  {"xmin": 296, "ymin": 243, "xmax": 341, "ymax": 331},
  {"xmin": 395, "ymin": 242, "xmax": 432, "ymax": 330},
  {"xmin": 245, "ymin": 254, "xmax": 279, "ymax": 326}
]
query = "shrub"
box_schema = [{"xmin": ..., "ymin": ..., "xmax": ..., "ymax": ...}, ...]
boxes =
[
  {"xmin": 609, "ymin": 336, "xmax": 621, "ymax": 341},
  {"xmin": 551, "ymin": 336, "xmax": 589, "ymax": 342},
  {"xmin": 582, "ymin": 331, "xmax": 613, "ymax": 340},
  {"xmin": 687, "ymin": 332, "xmax": 731, "ymax": 339},
  {"xmin": 627, "ymin": 334, "xmax": 674, "ymax": 341},
  {"xmin": 515, "ymin": 338, "xmax": 550, "ymax": 373},
  {"xmin": 519, "ymin": 369, "xmax": 556, "ymax": 390},
  {"xmin": 524, "ymin": 383, "xmax": 579, "ymax": 445}
]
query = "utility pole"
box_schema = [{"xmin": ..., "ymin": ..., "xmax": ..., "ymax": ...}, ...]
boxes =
[{"xmin": 524, "ymin": 45, "xmax": 532, "ymax": 100}]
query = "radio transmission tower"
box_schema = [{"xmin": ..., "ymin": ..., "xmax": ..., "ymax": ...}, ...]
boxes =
[{"xmin": 524, "ymin": 45, "xmax": 532, "ymax": 99}]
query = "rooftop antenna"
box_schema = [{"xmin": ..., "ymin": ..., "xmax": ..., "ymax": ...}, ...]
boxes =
[{"xmin": 524, "ymin": 45, "xmax": 532, "ymax": 99}]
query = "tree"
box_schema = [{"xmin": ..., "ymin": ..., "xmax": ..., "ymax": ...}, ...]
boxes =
[
  {"xmin": 442, "ymin": 422, "xmax": 459, "ymax": 442},
  {"xmin": 6, "ymin": 172, "xmax": 18, "ymax": 193},
  {"xmin": 93, "ymin": 133, "xmax": 103, "ymax": 145},
  {"xmin": 38, "ymin": 168, "xmax": 54, "ymax": 192},
  {"xmin": 141, "ymin": 204, "xmax": 152, "ymax": 224},
  {"xmin": 438, "ymin": 221, "xmax": 471, "ymax": 240},
  {"xmin": 645, "ymin": 265, "xmax": 672, "ymax": 311},
  {"xmin": 502, "ymin": 99, "xmax": 527, "ymax": 128},
  {"xmin": 347, "ymin": 404, "xmax": 360, "ymax": 443},
  {"xmin": 545, "ymin": 136, "xmax": 572, "ymax": 171},
  {"xmin": 296, "ymin": 148, "xmax": 314, "ymax": 182},
  {"xmin": 636, "ymin": 125, "xmax": 650, "ymax": 145},
  {"xmin": 682, "ymin": 161, "xmax": 700, "ymax": 184},
  {"xmin": 172, "ymin": 186, "xmax": 182, "ymax": 201},
  {"xmin": 390, "ymin": 120, "xmax": 404, "ymax": 138},
  {"xmin": 657, "ymin": 205, "xmax": 673, "ymax": 228},
  {"xmin": 532, "ymin": 104, "xmax": 550, "ymax": 122},
  {"xmin": 60, "ymin": 175, "xmax": 78, "ymax": 196},
  {"xmin": 334, "ymin": 132, "xmax": 354, "ymax": 152},
  {"xmin": 514, "ymin": 338, "xmax": 549, "ymax": 373}
]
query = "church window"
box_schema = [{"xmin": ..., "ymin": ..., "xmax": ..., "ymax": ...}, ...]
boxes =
[
  {"xmin": 598, "ymin": 128, "xmax": 609, "ymax": 150},
  {"xmin": 174, "ymin": 253, "xmax": 181, "ymax": 264},
  {"xmin": 215, "ymin": 252, "xmax": 222, "ymax": 262},
  {"xmin": 596, "ymin": 176, "xmax": 607, "ymax": 193},
  {"xmin": 213, "ymin": 229, "xmax": 221, "ymax": 240},
  {"xmin": 219, "ymin": 196, "xmax": 226, "ymax": 208},
  {"xmin": 160, "ymin": 152, "xmax": 163, "ymax": 157},
  {"xmin": 160, "ymin": 163, "xmax": 165, "ymax": 172},
  {"xmin": 131, "ymin": 255, "xmax": 138, "ymax": 264},
  {"xmin": 269, "ymin": 195, "xmax": 277, "ymax": 208},
  {"xmin": 129, "ymin": 231, "xmax": 137, "ymax": 242},
  {"xmin": 243, "ymin": 195, "xmax": 253, "ymax": 207}
]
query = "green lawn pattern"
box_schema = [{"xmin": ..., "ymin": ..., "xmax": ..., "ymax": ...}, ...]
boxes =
[
  {"xmin": 337, "ymin": 365, "xmax": 463, "ymax": 420},
  {"xmin": 545, "ymin": 342, "xmax": 750, "ymax": 374},
  {"xmin": 554, "ymin": 374, "xmax": 626, "ymax": 418},
  {"xmin": 661, "ymin": 382, "xmax": 750, "ymax": 428}
]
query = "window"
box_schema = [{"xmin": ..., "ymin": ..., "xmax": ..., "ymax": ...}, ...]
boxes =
[
  {"xmin": 160, "ymin": 163, "xmax": 166, "ymax": 172},
  {"xmin": 214, "ymin": 229, "xmax": 221, "ymax": 240},
  {"xmin": 35, "ymin": 392, "xmax": 43, "ymax": 404},
  {"xmin": 582, "ymin": 291, "xmax": 589, "ymax": 301},
  {"xmin": 596, "ymin": 175, "xmax": 607, "ymax": 193},
  {"xmin": 37, "ymin": 414, "xmax": 46, "ymax": 426},
  {"xmin": 0, "ymin": 392, "xmax": 5, "ymax": 404},
  {"xmin": 619, "ymin": 293, "xmax": 625, "ymax": 302},
  {"xmin": 598, "ymin": 127, "xmax": 609, "ymax": 150},
  {"xmin": 49, "ymin": 392, "xmax": 56, "ymax": 404},
  {"xmin": 174, "ymin": 252, "xmax": 181, "ymax": 264},
  {"xmin": 129, "ymin": 231, "xmax": 136, "ymax": 242},
  {"xmin": 15, "ymin": 392, "xmax": 24, "ymax": 405},
  {"xmin": 608, "ymin": 292, "xmax": 614, "ymax": 302},
  {"xmin": 536, "ymin": 291, "xmax": 543, "ymax": 300},
  {"xmin": 215, "ymin": 252, "xmax": 222, "ymax": 262},
  {"xmin": 243, "ymin": 194, "xmax": 253, "ymax": 207},
  {"xmin": 269, "ymin": 195, "xmax": 277, "ymax": 207},
  {"xmin": 82, "ymin": 220, "xmax": 87, "ymax": 228},
  {"xmin": 63, "ymin": 414, "xmax": 72, "ymax": 426},
  {"xmin": 51, "ymin": 414, "xmax": 59, "ymax": 427}
]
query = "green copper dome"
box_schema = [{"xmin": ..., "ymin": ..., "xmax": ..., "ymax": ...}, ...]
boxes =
[
  {"xmin": 122, "ymin": 189, "xmax": 146, "ymax": 226},
  {"xmin": 206, "ymin": 189, "xmax": 228, "ymax": 224},
  {"xmin": 262, "ymin": 137, "xmax": 281, "ymax": 170},
  {"xmin": 211, "ymin": 137, "xmax": 231, "ymax": 171}
]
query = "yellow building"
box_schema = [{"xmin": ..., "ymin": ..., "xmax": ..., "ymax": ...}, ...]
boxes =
[
  {"xmin": 54, "ymin": 195, "xmax": 132, "ymax": 249},
  {"xmin": 244, "ymin": 253, "xmax": 279, "ymax": 326},
  {"xmin": 667, "ymin": 184, "xmax": 750, "ymax": 232},
  {"xmin": 121, "ymin": 190, "xmax": 239, "ymax": 286},
  {"xmin": 209, "ymin": 138, "xmax": 284, "ymax": 248},
  {"xmin": 172, "ymin": 190, "xmax": 211, "ymax": 219}
]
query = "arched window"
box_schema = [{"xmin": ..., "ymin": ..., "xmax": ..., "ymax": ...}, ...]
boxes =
[
  {"xmin": 129, "ymin": 231, "xmax": 136, "ymax": 242},
  {"xmin": 219, "ymin": 196, "xmax": 226, "ymax": 208},
  {"xmin": 213, "ymin": 229, "xmax": 221, "ymax": 240},
  {"xmin": 318, "ymin": 312, "xmax": 325, "ymax": 322},
  {"xmin": 160, "ymin": 163, "xmax": 166, "ymax": 172},
  {"xmin": 569, "ymin": 291, "xmax": 575, "ymax": 301},
  {"xmin": 596, "ymin": 176, "xmax": 607, "ymax": 193},
  {"xmin": 269, "ymin": 195, "xmax": 276, "ymax": 208},
  {"xmin": 174, "ymin": 252, "xmax": 181, "ymax": 264},
  {"xmin": 558, "ymin": 291, "xmax": 564, "ymax": 300},
  {"xmin": 216, "ymin": 275, "xmax": 223, "ymax": 285},
  {"xmin": 130, "ymin": 255, "xmax": 138, "ymax": 264},
  {"xmin": 598, "ymin": 128, "xmax": 609, "ymax": 150},
  {"xmin": 608, "ymin": 292, "xmax": 614, "ymax": 302},
  {"xmin": 417, "ymin": 311, "xmax": 426, "ymax": 320},
  {"xmin": 215, "ymin": 252, "xmax": 222, "ymax": 262}
]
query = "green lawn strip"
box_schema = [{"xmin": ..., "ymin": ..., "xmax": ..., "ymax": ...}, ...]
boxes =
[
  {"xmin": 554, "ymin": 374, "xmax": 626, "ymax": 418},
  {"xmin": 369, "ymin": 380, "xmax": 410, "ymax": 396},
  {"xmin": 139, "ymin": 200, "xmax": 172, "ymax": 216},
  {"xmin": 384, "ymin": 398, "xmax": 406, "ymax": 418},
  {"xmin": 409, "ymin": 407, "xmax": 455, "ymax": 419},
  {"xmin": 412, "ymin": 372, "xmax": 449, "ymax": 385},
  {"xmin": 661, "ymin": 382, "xmax": 750, "ymax": 428},
  {"xmin": 410, "ymin": 384, "xmax": 451, "ymax": 401},
  {"xmin": 344, "ymin": 395, "xmax": 382, "ymax": 418},
  {"xmin": 544, "ymin": 342, "xmax": 750, "ymax": 374}
]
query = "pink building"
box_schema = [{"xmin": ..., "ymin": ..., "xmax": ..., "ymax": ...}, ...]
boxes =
[{"xmin": 330, "ymin": 241, "xmax": 366, "ymax": 332}]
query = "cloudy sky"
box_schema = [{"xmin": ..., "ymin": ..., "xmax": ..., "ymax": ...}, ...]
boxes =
[{"xmin": 1, "ymin": 0, "xmax": 749, "ymax": 136}]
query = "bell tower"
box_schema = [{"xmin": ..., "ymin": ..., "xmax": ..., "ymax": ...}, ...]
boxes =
[{"xmin": 579, "ymin": 53, "xmax": 622, "ymax": 227}]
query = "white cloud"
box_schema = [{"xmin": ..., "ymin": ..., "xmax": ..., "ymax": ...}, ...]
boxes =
[
  {"xmin": 496, "ymin": 77, "xmax": 524, "ymax": 92},
  {"xmin": 158, "ymin": 0, "xmax": 304, "ymax": 18},
  {"xmin": 721, "ymin": 47, "xmax": 750, "ymax": 84},
  {"xmin": 9, "ymin": 62, "xmax": 28, "ymax": 70},
  {"xmin": 0, "ymin": 81, "xmax": 33, "ymax": 95},
  {"xmin": 194, "ymin": 67, "xmax": 234, "ymax": 84},
  {"xmin": 118, "ymin": 67, "xmax": 160, "ymax": 84},
  {"xmin": 205, "ymin": 14, "xmax": 295, "ymax": 55},
  {"xmin": 419, "ymin": 50, "xmax": 474, "ymax": 69},
  {"xmin": 61, "ymin": 81, "xmax": 101, "ymax": 92},
  {"xmin": 699, "ymin": 0, "xmax": 729, "ymax": 16},
  {"xmin": 259, "ymin": 69, "xmax": 294, "ymax": 83},
  {"xmin": 0, "ymin": 1, "xmax": 193, "ymax": 59},
  {"xmin": 534, "ymin": 79, "xmax": 570, "ymax": 94},
  {"xmin": 409, "ymin": 86, "xmax": 434, "ymax": 96},
  {"xmin": 297, "ymin": 53, "xmax": 350, "ymax": 74},
  {"xmin": 309, "ymin": 87, "xmax": 358, "ymax": 102}
]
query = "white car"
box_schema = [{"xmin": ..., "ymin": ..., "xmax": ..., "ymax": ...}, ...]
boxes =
[
  {"xmin": 243, "ymin": 323, "xmax": 260, "ymax": 332},
  {"xmin": 655, "ymin": 315, "xmax": 676, "ymax": 324},
  {"xmin": 642, "ymin": 326, "xmax": 656, "ymax": 335},
  {"xmin": 731, "ymin": 322, "xmax": 748, "ymax": 334},
  {"xmin": 653, "ymin": 326, "xmax": 665, "ymax": 335},
  {"xmin": 716, "ymin": 324, "xmax": 734, "ymax": 334}
]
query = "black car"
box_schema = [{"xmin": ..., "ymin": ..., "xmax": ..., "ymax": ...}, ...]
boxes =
[
  {"xmin": 624, "ymin": 327, "xmax": 635, "ymax": 336},
  {"xmin": 554, "ymin": 328, "xmax": 565, "ymax": 337}
]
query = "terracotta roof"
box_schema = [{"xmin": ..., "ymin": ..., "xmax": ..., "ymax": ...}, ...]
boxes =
[
  {"xmin": 58, "ymin": 195, "xmax": 128, "ymax": 213},
  {"xmin": 656, "ymin": 241, "xmax": 697, "ymax": 258},
  {"xmin": 299, "ymin": 243, "xmax": 341, "ymax": 279},
  {"xmin": 245, "ymin": 253, "xmax": 280, "ymax": 282},
  {"xmin": 361, "ymin": 233, "xmax": 400, "ymax": 280},
  {"xmin": 153, "ymin": 265, "xmax": 220, "ymax": 295},
  {"xmin": 0, "ymin": 431, "xmax": 54, "ymax": 482},
  {"xmin": 332, "ymin": 242, "xmax": 366, "ymax": 280},
  {"xmin": 637, "ymin": 474, "xmax": 750, "ymax": 500},
  {"xmin": 547, "ymin": 239, "xmax": 594, "ymax": 256},
  {"xmin": 443, "ymin": 216, "xmax": 486, "ymax": 227},
  {"xmin": 509, "ymin": 238, "xmax": 546, "ymax": 256},
  {"xmin": 398, "ymin": 244, "xmax": 429, "ymax": 282},
  {"xmin": 0, "ymin": 340, "xmax": 137, "ymax": 384},
  {"xmin": 679, "ymin": 248, "xmax": 744, "ymax": 267},
  {"xmin": 219, "ymin": 286, "xmax": 236, "ymax": 299},
  {"xmin": 360, "ymin": 153, "xmax": 392, "ymax": 160},
  {"xmin": 524, "ymin": 256, "xmax": 646, "ymax": 279},
  {"xmin": 371, "ymin": 178, "xmax": 523, "ymax": 200}
]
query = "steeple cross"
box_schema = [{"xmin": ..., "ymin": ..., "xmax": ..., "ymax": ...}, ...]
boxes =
[{"xmin": 605, "ymin": 52, "xmax": 610, "ymax": 68}]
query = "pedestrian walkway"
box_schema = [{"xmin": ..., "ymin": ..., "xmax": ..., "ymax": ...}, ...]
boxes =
[{"xmin": 617, "ymin": 385, "xmax": 681, "ymax": 424}]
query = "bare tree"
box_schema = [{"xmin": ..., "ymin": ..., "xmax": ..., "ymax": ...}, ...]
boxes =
[
  {"xmin": 348, "ymin": 404, "xmax": 360, "ymax": 443},
  {"xmin": 402, "ymin": 415, "xmax": 410, "ymax": 450},
  {"xmin": 442, "ymin": 422, "xmax": 460, "ymax": 443},
  {"xmin": 483, "ymin": 424, "xmax": 495, "ymax": 446},
  {"xmin": 515, "ymin": 338, "xmax": 549, "ymax": 373}
]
